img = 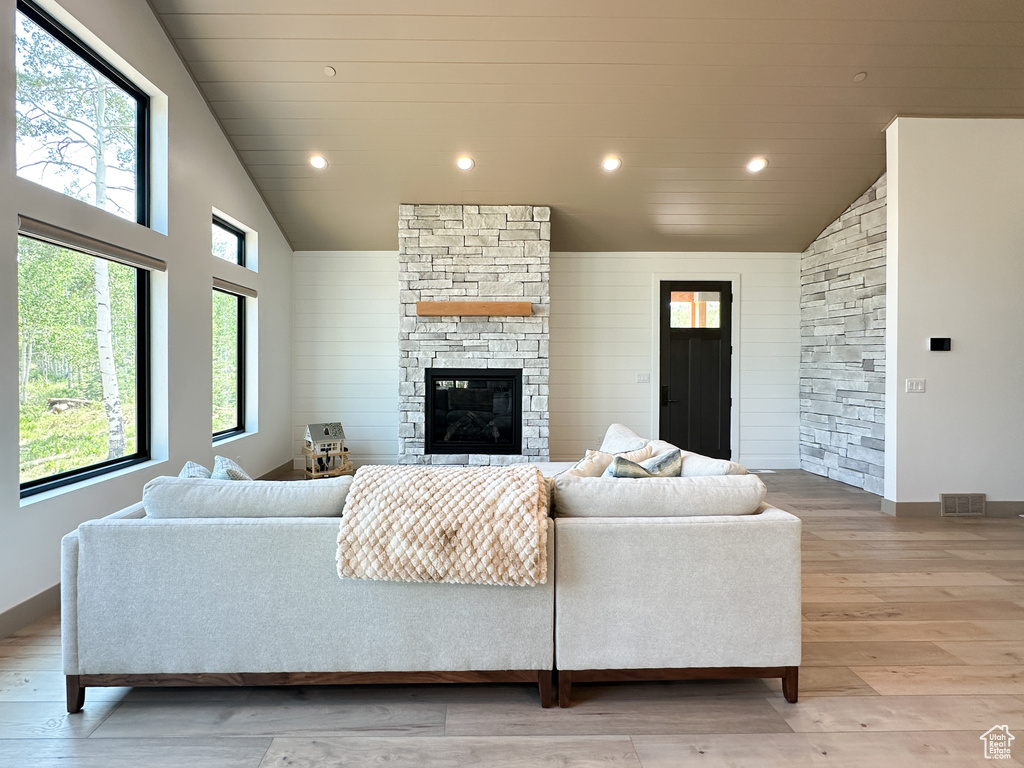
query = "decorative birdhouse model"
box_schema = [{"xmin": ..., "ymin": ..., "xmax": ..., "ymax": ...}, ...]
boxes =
[{"xmin": 302, "ymin": 422, "xmax": 353, "ymax": 479}]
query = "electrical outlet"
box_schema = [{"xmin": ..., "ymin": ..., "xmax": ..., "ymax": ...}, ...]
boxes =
[
  {"xmin": 636, "ymin": 372, "xmax": 651, "ymax": 384},
  {"xmin": 905, "ymin": 378, "xmax": 926, "ymax": 393}
]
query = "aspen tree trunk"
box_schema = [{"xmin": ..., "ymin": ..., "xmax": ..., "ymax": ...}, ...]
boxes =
[
  {"xmin": 93, "ymin": 257, "xmax": 125, "ymax": 458},
  {"xmin": 20, "ymin": 338, "xmax": 32, "ymax": 404},
  {"xmin": 92, "ymin": 84, "xmax": 126, "ymax": 458}
]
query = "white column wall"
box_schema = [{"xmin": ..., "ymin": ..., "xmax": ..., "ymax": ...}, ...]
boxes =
[{"xmin": 885, "ymin": 117, "xmax": 1024, "ymax": 503}]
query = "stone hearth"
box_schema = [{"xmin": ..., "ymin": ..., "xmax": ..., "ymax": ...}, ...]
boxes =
[{"xmin": 398, "ymin": 204, "xmax": 550, "ymax": 465}]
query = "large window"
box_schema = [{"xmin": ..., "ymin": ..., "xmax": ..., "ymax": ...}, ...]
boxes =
[
  {"xmin": 18, "ymin": 229, "xmax": 151, "ymax": 495},
  {"xmin": 212, "ymin": 288, "xmax": 245, "ymax": 437},
  {"xmin": 15, "ymin": 0, "xmax": 149, "ymax": 224}
]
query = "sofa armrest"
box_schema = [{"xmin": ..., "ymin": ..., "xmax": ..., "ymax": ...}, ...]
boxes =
[
  {"xmin": 62, "ymin": 501, "xmax": 146, "ymax": 674},
  {"xmin": 61, "ymin": 530, "xmax": 80, "ymax": 675},
  {"xmin": 554, "ymin": 506, "xmax": 801, "ymax": 671}
]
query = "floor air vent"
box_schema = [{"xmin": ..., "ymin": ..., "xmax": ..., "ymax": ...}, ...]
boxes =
[{"xmin": 940, "ymin": 493, "xmax": 986, "ymax": 517}]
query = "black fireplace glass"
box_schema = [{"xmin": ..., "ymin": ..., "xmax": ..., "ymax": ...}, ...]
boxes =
[{"xmin": 425, "ymin": 368, "xmax": 522, "ymax": 454}]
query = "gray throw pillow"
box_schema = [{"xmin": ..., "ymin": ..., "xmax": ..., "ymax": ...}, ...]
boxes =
[{"xmin": 603, "ymin": 449, "xmax": 682, "ymax": 478}]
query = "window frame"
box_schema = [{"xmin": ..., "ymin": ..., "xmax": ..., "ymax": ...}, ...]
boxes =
[
  {"xmin": 212, "ymin": 287, "xmax": 247, "ymax": 440},
  {"xmin": 17, "ymin": 233, "xmax": 152, "ymax": 498},
  {"xmin": 212, "ymin": 215, "xmax": 246, "ymax": 267},
  {"xmin": 16, "ymin": 0, "xmax": 150, "ymax": 226}
]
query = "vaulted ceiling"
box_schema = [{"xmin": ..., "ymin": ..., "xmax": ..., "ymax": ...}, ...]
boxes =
[{"xmin": 147, "ymin": 0, "xmax": 1024, "ymax": 252}]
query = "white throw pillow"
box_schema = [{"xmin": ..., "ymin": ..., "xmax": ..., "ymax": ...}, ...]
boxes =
[
  {"xmin": 647, "ymin": 438, "xmax": 747, "ymax": 476},
  {"xmin": 211, "ymin": 455, "xmax": 253, "ymax": 481},
  {"xmin": 598, "ymin": 423, "xmax": 650, "ymax": 454}
]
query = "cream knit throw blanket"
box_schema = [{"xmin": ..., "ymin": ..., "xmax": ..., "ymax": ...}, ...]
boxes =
[{"xmin": 336, "ymin": 464, "xmax": 549, "ymax": 587}]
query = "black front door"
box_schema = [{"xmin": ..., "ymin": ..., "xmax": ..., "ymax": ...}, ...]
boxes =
[{"xmin": 659, "ymin": 280, "xmax": 732, "ymax": 459}]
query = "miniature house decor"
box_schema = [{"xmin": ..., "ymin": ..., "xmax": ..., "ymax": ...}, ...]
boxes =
[{"xmin": 302, "ymin": 422, "xmax": 353, "ymax": 479}]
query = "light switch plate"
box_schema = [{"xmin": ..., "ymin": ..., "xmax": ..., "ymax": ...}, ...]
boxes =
[{"xmin": 906, "ymin": 378, "xmax": 926, "ymax": 393}]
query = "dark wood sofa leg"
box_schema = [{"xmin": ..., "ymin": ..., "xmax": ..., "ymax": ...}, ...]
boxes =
[
  {"xmin": 782, "ymin": 666, "xmax": 799, "ymax": 703},
  {"xmin": 557, "ymin": 670, "xmax": 572, "ymax": 708},
  {"xmin": 66, "ymin": 675, "xmax": 85, "ymax": 714},
  {"xmin": 538, "ymin": 671, "xmax": 554, "ymax": 708}
]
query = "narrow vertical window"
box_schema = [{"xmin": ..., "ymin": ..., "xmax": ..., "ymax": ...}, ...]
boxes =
[
  {"xmin": 212, "ymin": 288, "xmax": 245, "ymax": 437},
  {"xmin": 15, "ymin": 0, "xmax": 149, "ymax": 224},
  {"xmin": 212, "ymin": 216, "xmax": 246, "ymax": 266},
  {"xmin": 18, "ymin": 230, "xmax": 153, "ymax": 494}
]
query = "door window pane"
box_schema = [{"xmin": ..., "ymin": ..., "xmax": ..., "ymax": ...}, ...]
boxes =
[{"xmin": 670, "ymin": 291, "xmax": 721, "ymax": 328}]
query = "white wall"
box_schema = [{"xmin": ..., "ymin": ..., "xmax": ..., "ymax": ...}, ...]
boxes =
[
  {"xmin": 291, "ymin": 250, "xmax": 800, "ymax": 468},
  {"xmin": 550, "ymin": 252, "xmax": 801, "ymax": 465},
  {"xmin": 885, "ymin": 117, "xmax": 1024, "ymax": 503},
  {"xmin": 0, "ymin": 0, "xmax": 293, "ymax": 616},
  {"xmin": 292, "ymin": 252, "xmax": 400, "ymax": 465}
]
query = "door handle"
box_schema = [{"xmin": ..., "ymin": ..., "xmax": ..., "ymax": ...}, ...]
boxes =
[{"xmin": 661, "ymin": 386, "xmax": 679, "ymax": 406}]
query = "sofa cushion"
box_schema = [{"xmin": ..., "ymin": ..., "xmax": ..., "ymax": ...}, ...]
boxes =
[
  {"xmin": 567, "ymin": 445, "xmax": 655, "ymax": 478},
  {"xmin": 143, "ymin": 476, "xmax": 353, "ymax": 518},
  {"xmin": 553, "ymin": 473, "xmax": 767, "ymax": 518},
  {"xmin": 211, "ymin": 455, "xmax": 253, "ymax": 481},
  {"xmin": 677, "ymin": 451, "xmax": 747, "ymax": 477}
]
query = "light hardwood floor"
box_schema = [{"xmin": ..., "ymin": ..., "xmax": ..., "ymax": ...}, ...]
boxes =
[{"xmin": 1, "ymin": 470, "xmax": 1022, "ymax": 766}]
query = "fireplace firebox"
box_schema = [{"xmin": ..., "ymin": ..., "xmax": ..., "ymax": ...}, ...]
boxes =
[{"xmin": 425, "ymin": 368, "xmax": 522, "ymax": 455}]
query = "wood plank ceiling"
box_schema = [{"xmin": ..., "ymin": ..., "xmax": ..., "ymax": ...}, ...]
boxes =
[{"xmin": 146, "ymin": 0, "xmax": 1024, "ymax": 252}]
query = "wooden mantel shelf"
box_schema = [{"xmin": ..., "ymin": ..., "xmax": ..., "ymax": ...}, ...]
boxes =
[{"xmin": 416, "ymin": 301, "xmax": 532, "ymax": 317}]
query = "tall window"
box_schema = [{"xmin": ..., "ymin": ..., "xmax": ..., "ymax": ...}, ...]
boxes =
[
  {"xmin": 212, "ymin": 288, "xmax": 245, "ymax": 437},
  {"xmin": 212, "ymin": 216, "xmax": 246, "ymax": 266},
  {"xmin": 15, "ymin": 0, "xmax": 149, "ymax": 224},
  {"xmin": 18, "ymin": 230, "xmax": 151, "ymax": 495}
]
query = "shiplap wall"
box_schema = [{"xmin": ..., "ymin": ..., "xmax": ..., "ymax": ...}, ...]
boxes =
[
  {"xmin": 293, "ymin": 250, "xmax": 800, "ymax": 468},
  {"xmin": 292, "ymin": 251, "xmax": 400, "ymax": 465},
  {"xmin": 549, "ymin": 252, "xmax": 801, "ymax": 466}
]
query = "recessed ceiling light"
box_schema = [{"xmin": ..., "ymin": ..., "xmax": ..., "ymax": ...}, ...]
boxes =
[
  {"xmin": 323, "ymin": 66, "xmax": 337, "ymax": 77},
  {"xmin": 746, "ymin": 157, "xmax": 768, "ymax": 173},
  {"xmin": 853, "ymin": 71, "xmax": 867, "ymax": 82},
  {"xmin": 602, "ymin": 156, "xmax": 622, "ymax": 172},
  {"xmin": 309, "ymin": 155, "xmax": 328, "ymax": 169},
  {"xmin": 456, "ymin": 155, "xmax": 474, "ymax": 171}
]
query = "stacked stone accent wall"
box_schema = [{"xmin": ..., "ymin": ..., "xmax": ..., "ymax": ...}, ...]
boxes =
[
  {"xmin": 398, "ymin": 204, "xmax": 550, "ymax": 464},
  {"xmin": 800, "ymin": 174, "xmax": 886, "ymax": 494}
]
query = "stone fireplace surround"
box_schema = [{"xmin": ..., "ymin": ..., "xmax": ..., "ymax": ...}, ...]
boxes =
[{"xmin": 398, "ymin": 204, "xmax": 550, "ymax": 465}]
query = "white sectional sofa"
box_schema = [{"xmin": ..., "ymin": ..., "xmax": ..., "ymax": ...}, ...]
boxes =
[{"xmin": 61, "ymin": 424, "xmax": 800, "ymax": 712}]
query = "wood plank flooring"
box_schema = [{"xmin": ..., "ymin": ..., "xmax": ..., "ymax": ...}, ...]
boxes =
[{"xmin": 1, "ymin": 469, "xmax": 1022, "ymax": 766}]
